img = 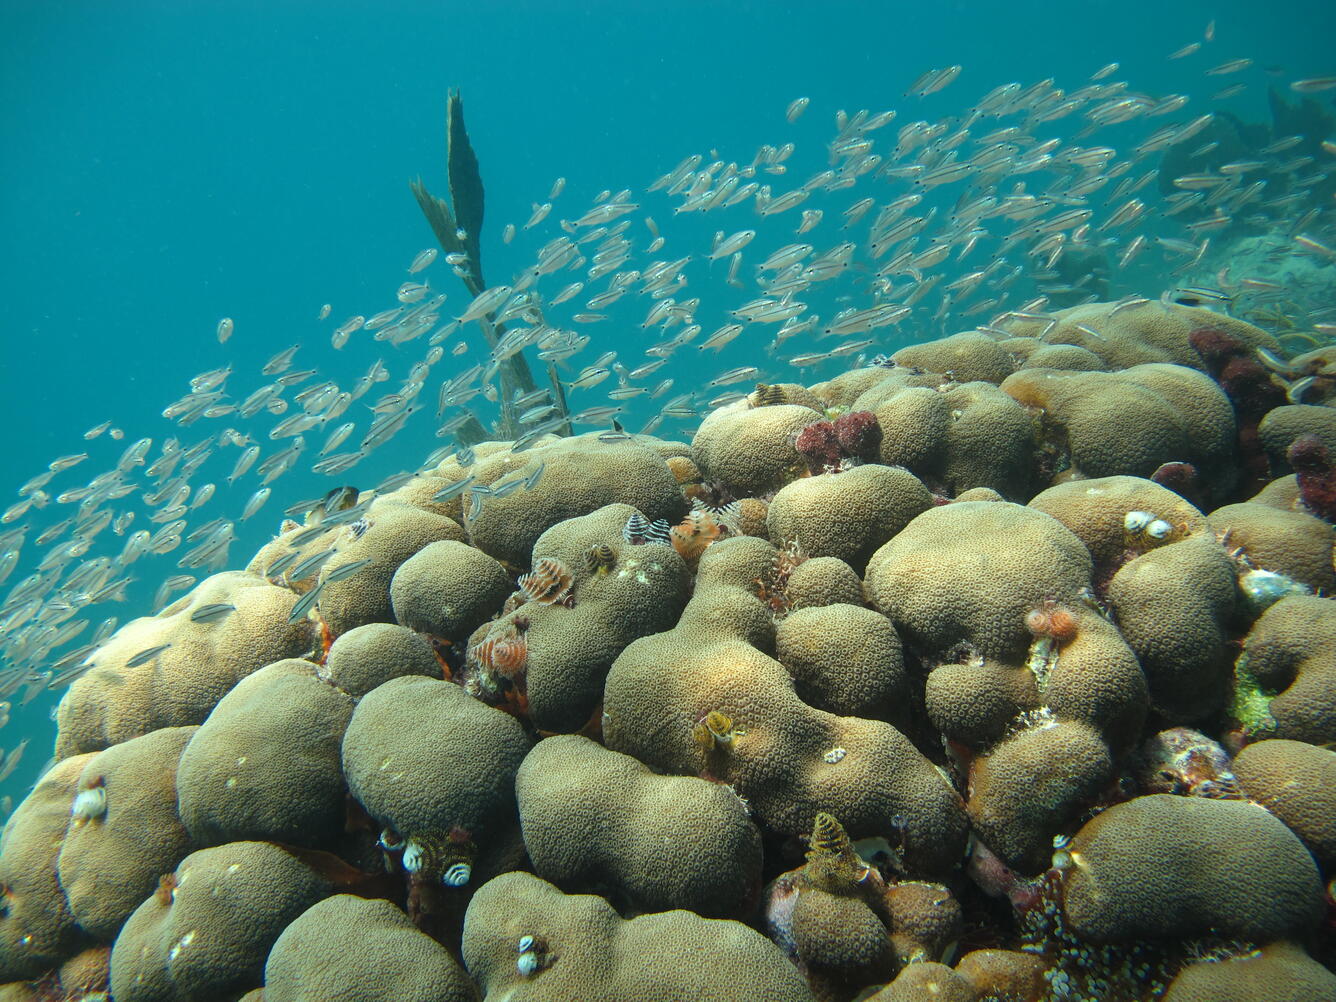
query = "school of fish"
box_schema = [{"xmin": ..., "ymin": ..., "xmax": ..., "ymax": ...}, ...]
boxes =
[{"xmin": 0, "ymin": 20, "xmax": 1333, "ymax": 797}]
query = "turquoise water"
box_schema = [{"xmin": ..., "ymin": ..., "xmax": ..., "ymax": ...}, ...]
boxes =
[{"xmin": 1, "ymin": 0, "xmax": 1333, "ymax": 800}]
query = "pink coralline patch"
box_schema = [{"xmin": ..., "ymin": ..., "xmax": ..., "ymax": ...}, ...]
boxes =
[
  {"xmin": 1188, "ymin": 326, "xmax": 1286, "ymax": 493},
  {"xmin": 1188, "ymin": 327, "xmax": 1286, "ymax": 417},
  {"xmin": 796, "ymin": 412, "xmax": 882, "ymax": 473},
  {"xmin": 795, "ymin": 420, "xmax": 842, "ymax": 474},
  {"xmin": 834, "ymin": 410, "xmax": 883, "ymax": 463},
  {"xmin": 1150, "ymin": 461, "xmax": 1201, "ymax": 507},
  {"xmin": 1288, "ymin": 434, "xmax": 1336, "ymax": 523}
]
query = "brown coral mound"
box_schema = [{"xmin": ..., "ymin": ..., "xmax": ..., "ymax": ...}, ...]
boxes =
[
  {"xmin": 390, "ymin": 538, "xmax": 513, "ymax": 640},
  {"xmin": 865, "ymin": 501, "xmax": 1092, "ymax": 661},
  {"xmin": 1000, "ymin": 363, "xmax": 1235, "ymax": 497},
  {"xmin": 0, "ymin": 756, "xmax": 94, "ymax": 982},
  {"xmin": 341, "ymin": 675, "xmax": 531, "ymax": 853},
  {"xmin": 1058, "ymin": 794, "xmax": 1323, "ymax": 944},
  {"xmin": 1163, "ymin": 941, "xmax": 1336, "ymax": 1002},
  {"xmin": 604, "ymin": 538, "xmax": 969, "ymax": 877},
  {"xmin": 999, "ymin": 299, "xmax": 1279, "ymax": 371},
  {"xmin": 967, "ymin": 720, "xmax": 1113, "ymax": 874},
  {"xmin": 516, "ymin": 735, "xmax": 761, "ymax": 918},
  {"xmin": 264, "ymin": 895, "xmax": 479, "ymax": 1002},
  {"xmin": 57, "ymin": 727, "xmax": 197, "ymax": 941},
  {"xmin": 767, "ymin": 464, "xmax": 932, "ymax": 574},
  {"xmin": 109, "ymin": 841, "xmax": 331, "ymax": 1002},
  {"xmin": 1235, "ymin": 595, "xmax": 1336, "ymax": 745},
  {"xmin": 54, "ymin": 570, "xmax": 315, "ymax": 758},
  {"xmin": 462, "ymin": 872, "xmax": 815, "ymax": 1001},
  {"xmin": 475, "ymin": 503, "xmax": 691, "ymax": 732},
  {"xmin": 454, "ymin": 434, "xmax": 689, "ymax": 566},
  {"xmin": 175, "ymin": 659, "xmax": 355, "ymax": 847},
  {"xmin": 1234, "ymin": 738, "xmax": 1336, "ymax": 865},
  {"xmin": 692, "ymin": 399, "xmax": 825, "ymax": 496}
]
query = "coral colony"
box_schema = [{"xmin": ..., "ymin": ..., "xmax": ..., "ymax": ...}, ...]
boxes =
[{"xmin": 4, "ymin": 33, "xmax": 1336, "ymax": 1002}]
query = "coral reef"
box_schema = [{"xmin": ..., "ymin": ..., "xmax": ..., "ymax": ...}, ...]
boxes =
[{"xmin": 7, "ymin": 297, "xmax": 1336, "ymax": 1000}]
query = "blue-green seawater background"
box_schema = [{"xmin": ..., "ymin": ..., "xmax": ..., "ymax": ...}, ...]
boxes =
[{"xmin": 1, "ymin": 0, "xmax": 1332, "ymax": 799}]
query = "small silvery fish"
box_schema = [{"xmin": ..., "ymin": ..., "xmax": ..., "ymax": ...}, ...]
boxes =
[
  {"xmin": 48, "ymin": 453, "xmax": 88, "ymax": 473},
  {"xmin": 287, "ymin": 548, "xmax": 338, "ymax": 582},
  {"xmin": 321, "ymin": 485, "xmax": 360, "ymax": 516},
  {"xmin": 571, "ymin": 405, "xmax": 622, "ymax": 424},
  {"xmin": 323, "ymin": 559, "xmax": 373, "ymax": 584},
  {"xmin": 0, "ymin": 739, "xmax": 28, "ymax": 782},
  {"xmin": 520, "ymin": 404, "xmax": 558, "ymax": 423},
  {"xmin": 408, "ymin": 248, "xmax": 438, "ymax": 273},
  {"xmin": 708, "ymin": 366, "xmax": 761, "ymax": 387},
  {"xmin": 320, "ymin": 423, "xmax": 357, "ymax": 457},
  {"xmin": 1290, "ymin": 77, "xmax": 1336, "ymax": 93},
  {"xmin": 523, "ymin": 463, "xmax": 546, "ymax": 490},
  {"xmin": 433, "ymin": 477, "xmax": 475, "ymax": 503},
  {"xmin": 265, "ymin": 550, "xmax": 301, "ymax": 579},
  {"xmin": 709, "ymin": 229, "xmax": 756, "ymax": 261},
  {"xmin": 1286, "ymin": 376, "xmax": 1317, "ymax": 404},
  {"xmin": 47, "ymin": 654, "xmax": 98, "ymax": 689},
  {"xmin": 699, "ymin": 324, "xmax": 745, "ymax": 351},
  {"xmin": 189, "ymin": 603, "xmax": 236, "ymax": 624},
  {"xmin": 489, "ymin": 477, "xmax": 527, "ymax": 499},
  {"xmin": 566, "ymin": 367, "xmax": 612, "ymax": 390},
  {"xmin": 1205, "ymin": 57, "xmax": 1252, "ymax": 75},
  {"xmin": 788, "ymin": 351, "xmax": 833, "ymax": 367},
  {"xmin": 458, "ymin": 285, "xmax": 513, "ymax": 324},
  {"xmin": 525, "ymin": 202, "xmax": 552, "ymax": 229},
  {"xmin": 125, "ymin": 643, "xmax": 172, "ymax": 668},
  {"xmin": 262, "ymin": 344, "xmax": 300, "ymax": 376},
  {"xmin": 288, "ymin": 582, "xmax": 324, "ymax": 623},
  {"xmin": 397, "ymin": 281, "xmax": 431, "ymax": 303},
  {"xmin": 241, "ymin": 487, "xmax": 271, "ymax": 521}
]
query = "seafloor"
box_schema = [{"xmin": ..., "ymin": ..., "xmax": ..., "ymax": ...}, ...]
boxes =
[{"xmin": 2, "ymin": 297, "xmax": 1336, "ymax": 1001}]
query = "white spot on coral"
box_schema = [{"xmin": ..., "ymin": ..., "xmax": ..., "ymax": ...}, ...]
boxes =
[
  {"xmin": 823, "ymin": 747, "xmax": 847, "ymax": 764},
  {"xmin": 168, "ymin": 930, "xmax": 196, "ymax": 961},
  {"xmin": 402, "ymin": 840, "xmax": 426, "ymax": 873},
  {"xmin": 1123, "ymin": 510, "xmax": 1153, "ymax": 533},
  {"xmin": 235, "ymin": 756, "xmax": 247, "ymax": 766},
  {"xmin": 517, "ymin": 950, "xmax": 542, "ymax": 976},
  {"xmin": 226, "ymin": 863, "xmax": 241, "ymax": 874},
  {"xmin": 71, "ymin": 786, "xmax": 107, "ymax": 821},
  {"xmin": 225, "ymin": 777, "xmax": 237, "ymax": 789}
]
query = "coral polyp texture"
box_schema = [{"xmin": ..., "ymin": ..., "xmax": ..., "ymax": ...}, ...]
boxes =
[{"xmin": 5, "ymin": 298, "xmax": 1336, "ymax": 1001}]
